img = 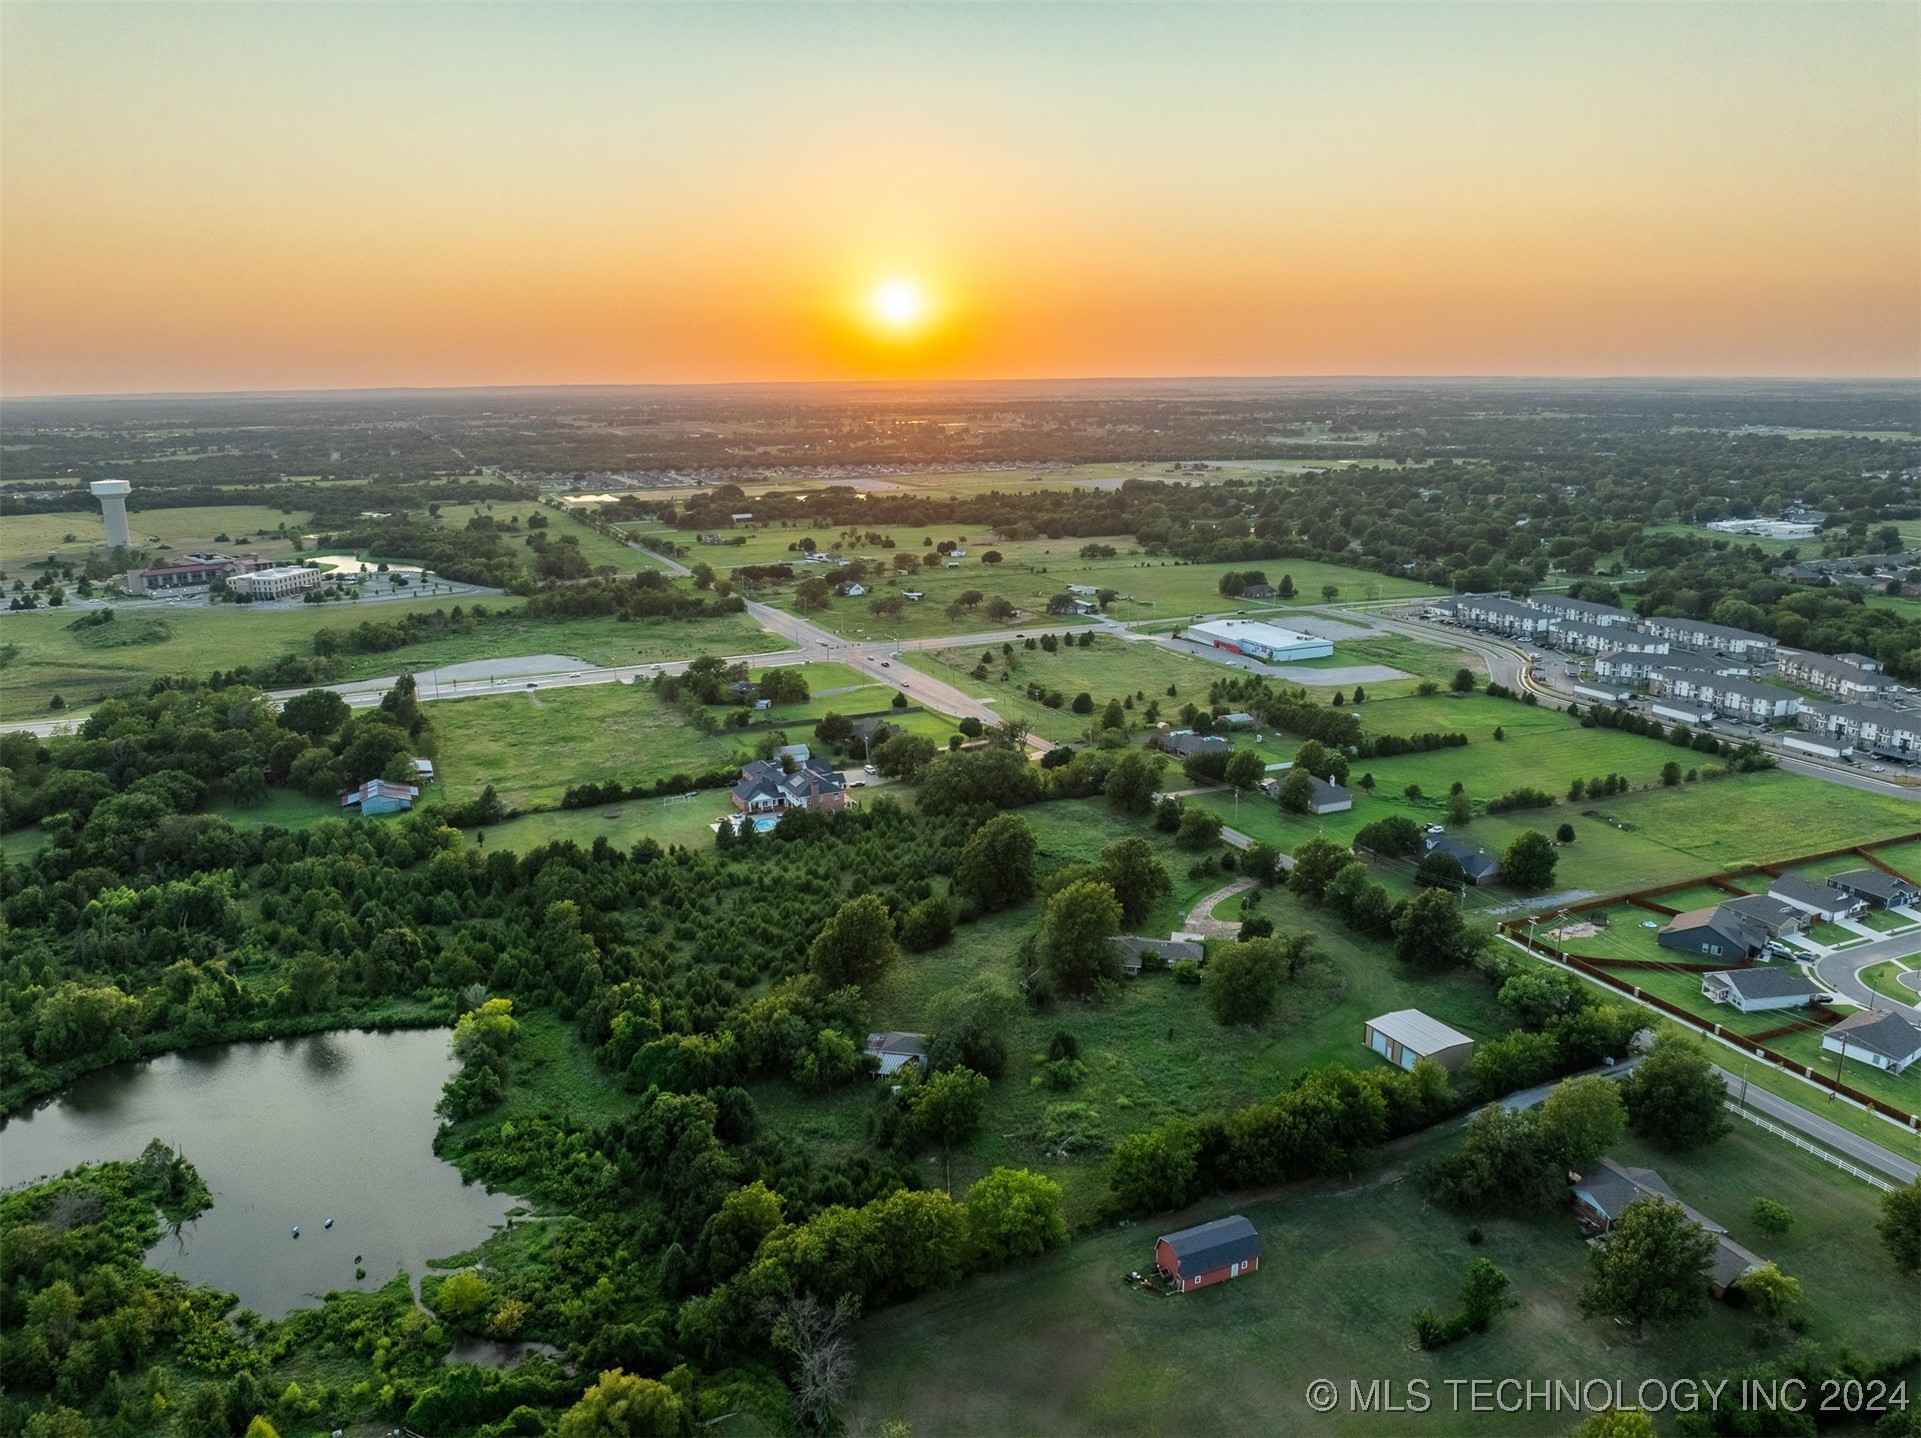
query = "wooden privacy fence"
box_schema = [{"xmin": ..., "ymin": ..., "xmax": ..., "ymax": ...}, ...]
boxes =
[{"xmin": 1502, "ymin": 924, "xmax": 1920, "ymax": 1130}]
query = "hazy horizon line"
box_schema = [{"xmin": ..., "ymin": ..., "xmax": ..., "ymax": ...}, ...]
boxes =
[{"xmin": 7, "ymin": 371, "xmax": 1919, "ymax": 406}]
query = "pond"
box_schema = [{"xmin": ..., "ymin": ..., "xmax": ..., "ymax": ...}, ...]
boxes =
[{"xmin": 0, "ymin": 1028, "xmax": 520, "ymax": 1318}]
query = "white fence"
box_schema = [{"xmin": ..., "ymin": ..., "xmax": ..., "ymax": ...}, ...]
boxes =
[{"xmin": 1725, "ymin": 1101, "xmax": 1897, "ymax": 1192}]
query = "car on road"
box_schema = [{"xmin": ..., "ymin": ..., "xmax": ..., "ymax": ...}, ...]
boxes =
[
  {"xmin": 526, "ymin": 682, "xmax": 537, "ymax": 689},
  {"xmin": 863, "ymin": 765, "xmax": 877, "ymax": 774},
  {"xmin": 1872, "ymin": 764, "xmax": 1889, "ymax": 773},
  {"xmin": 880, "ymin": 660, "xmax": 890, "ymax": 667},
  {"xmin": 569, "ymin": 671, "xmax": 582, "ymax": 677}
]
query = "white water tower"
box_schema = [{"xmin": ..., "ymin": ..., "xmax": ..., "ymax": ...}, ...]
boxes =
[{"xmin": 90, "ymin": 479, "xmax": 132, "ymax": 548}]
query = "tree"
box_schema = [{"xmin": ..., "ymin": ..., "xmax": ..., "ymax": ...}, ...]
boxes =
[
  {"xmin": 1395, "ymin": 886, "xmax": 1475, "ymax": 971},
  {"xmin": 1748, "ymin": 1196, "xmax": 1794, "ymax": 1238},
  {"xmin": 432, "ymin": 1269, "xmax": 495, "ymax": 1329},
  {"xmin": 1102, "ymin": 748, "xmax": 1165, "ymax": 813},
  {"xmin": 1574, "ymin": 1412, "xmax": 1655, "ymax": 1438},
  {"xmin": 1556, "ymin": 821, "xmax": 1576, "ymax": 844},
  {"xmin": 808, "ymin": 894, "xmax": 898, "ymax": 990},
  {"xmin": 1445, "ymin": 790, "xmax": 1472, "ymax": 827},
  {"xmin": 1292, "ymin": 738, "xmax": 1348, "ymax": 783},
  {"xmin": 558, "ymin": 1370, "xmax": 684, "ymax": 1438},
  {"xmin": 1287, "ymin": 835, "xmax": 1351, "ymax": 903},
  {"xmin": 1107, "ymin": 1122, "xmax": 1198, "ymax": 1212},
  {"xmin": 1277, "ymin": 767, "xmax": 1316, "ymax": 814},
  {"xmin": 955, "ymin": 813, "xmax": 1037, "ymax": 911},
  {"xmin": 1321, "ymin": 583, "xmax": 1340, "ymax": 602},
  {"xmin": 1243, "ymin": 841, "xmax": 1284, "ymax": 885},
  {"xmin": 1737, "ymin": 1262, "xmax": 1803, "ymax": 1324},
  {"xmin": 1661, "ymin": 760, "xmax": 1682, "ymax": 786},
  {"xmin": 1501, "ymin": 830, "xmax": 1558, "ymax": 891},
  {"xmin": 1578, "ymin": 1196, "xmax": 1716, "ymax": 1335},
  {"xmin": 1621, "ymin": 1032, "xmax": 1728, "ymax": 1151},
  {"xmin": 874, "ymin": 732, "xmax": 937, "ymax": 780},
  {"xmin": 1223, "ymin": 748, "xmax": 1265, "ymax": 792},
  {"xmin": 1037, "ymin": 880, "xmax": 1123, "ymax": 996},
  {"xmin": 1175, "ymin": 807, "xmax": 1224, "ymax": 849},
  {"xmin": 1425, "ymin": 1103, "xmax": 1563, "ymax": 1211},
  {"xmin": 1460, "ymin": 1257, "xmax": 1513, "ymax": 1331},
  {"xmin": 1099, "ymin": 837, "xmax": 1170, "ymax": 926},
  {"xmin": 278, "ymin": 687, "xmax": 349, "ymax": 741},
  {"xmin": 1204, "ymin": 939, "xmax": 1284, "ymax": 1026},
  {"xmin": 1414, "ymin": 850, "xmax": 1465, "ymax": 891},
  {"xmin": 910, "ymin": 1066, "xmax": 990, "ymax": 1153},
  {"xmin": 1450, "ymin": 667, "xmax": 1477, "ymax": 693},
  {"xmin": 1277, "ymin": 574, "xmax": 1296, "ymax": 598},
  {"xmin": 1879, "ymin": 1178, "xmax": 1921, "ymax": 1276},
  {"xmin": 899, "ymin": 894, "xmax": 958, "ymax": 952},
  {"xmin": 965, "ymin": 1167, "xmax": 1068, "ymax": 1265},
  {"xmin": 1070, "ymin": 691, "xmax": 1094, "ymax": 714},
  {"xmin": 1354, "ymin": 815, "xmax": 1422, "ymax": 857},
  {"xmin": 1538, "ymin": 1074, "xmax": 1626, "ymax": 1171}
]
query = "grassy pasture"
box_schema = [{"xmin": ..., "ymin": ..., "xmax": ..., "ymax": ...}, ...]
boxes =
[
  {"xmin": 428, "ymin": 665, "xmax": 958, "ymax": 811},
  {"xmin": 0, "ymin": 603, "xmax": 790, "ymax": 719},
  {"xmin": 0, "ymin": 503, "xmax": 314, "ymax": 572},
  {"xmin": 844, "ymin": 1124, "xmax": 1910, "ymax": 1438}
]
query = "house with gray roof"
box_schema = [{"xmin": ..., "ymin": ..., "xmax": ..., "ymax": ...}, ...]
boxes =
[
  {"xmin": 1822, "ymin": 1009, "xmax": 1921, "ymax": 1074},
  {"xmin": 1157, "ymin": 729, "xmax": 1232, "ymax": 758},
  {"xmin": 865, "ymin": 1031, "xmax": 929, "ymax": 1076},
  {"xmin": 1797, "ymin": 702, "xmax": 1921, "ymax": 759},
  {"xmin": 731, "ymin": 757, "xmax": 849, "ymax": 815},
  {"xmin": 1715, "ymin": 893, "xmax": 1809, "ymax": 938},
  {"xmin": 1638, "ymin": 617, "xmax": 1777, "ymax": 661},
  {"xmin": 1768, "ymin": 873, "xmax": 1862, "ymax": 922},
  {"xmin": 1111, "ymin": 935, "xmax": 1204, "ymax": 976},
  {"xmin": 1827, "ymin": 868, "xmax": 1920, "ymax": 910},
  {"xmin": 1657, "ymin": 905, "xmax": 1769, "ymax": 961},
  {"xmin": 1702, "ymin": 968, "xmax": 1820, "ymax": 1013},
  {"xmin": 1304, "ymin": 775, "xmax": 1353, "ymax": 815},
  {"xmin": 1419, "ymin": 829, "xmax": 1500, "ymax": 885},
  {"xmin": 1779, "ymin": 650, "xmax": 1897, "ymax": 700}
]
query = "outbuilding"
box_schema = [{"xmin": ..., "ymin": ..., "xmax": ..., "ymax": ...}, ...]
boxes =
[
  {"xmin": 1363, "ymin": 1009, "xmax": 1476, "ymax": 1071},
  {"xmin": 1186, "ymin": 618, "xmax": 1333, "ymax": 663},
  {"xmin": 1154, "ymin": 1215, "xmax": 1263, "ymax": 1293}
]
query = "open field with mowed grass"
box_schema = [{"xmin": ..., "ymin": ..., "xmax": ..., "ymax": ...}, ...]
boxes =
[
  {"xmin": 429, "ymin": 665, "xmax": 957, "ymax": 811},
  {"xmin": 844, "ymin": 1123, "xmax": 1913, "ymax": 1438},
  {"xmin": 0, "ymin": 602, "xmax": 791, "ymax": 719},
  {"xmin": 0, "ymin": 503, "xmax": 315, "ymax": 572}
]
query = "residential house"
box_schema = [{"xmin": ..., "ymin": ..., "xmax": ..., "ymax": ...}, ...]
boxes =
[
  {"xmin": 1419, "ymin": 829, "xmax": 1501, "ymax": 885},
  {"xmin": 1111, "ymin": 935, "xmax": 1204, "ymax": 976},
  {"xmin": 1157, "ymin": 729, "xmax": 1232, "ymax": 758},
  {"xmin": 1154, "ymin": 1215, "xmax": 1263, "ymax": 1293},
  {"xmin": 1768, "ymin": 873, "xmax": 1862, "ymax": 922},
  {"xmin": 1648, "ymin": 671, "xmax": 1799, "ymax": 722},
  {"xmin": 1827, "ymin": 868, "xmax": 1920, "ymax": 910},
  {"xmin": 1240, "ymin": 582, "xmax": 1276, "ymax": 599},
  {"xmin": 411, "ymin": 758, "xmax": 435, "ymax": 782},
  {"xmin": 1572, "ymin": 1160, "xmax": 1719, "ymax": 1236},
  {"xmin": 1363, "ymin": 1009, "xmax": 1476, "ymax": 1071},
  {"xmin": 1715, "ymin": 893, "xmax": 1810, "ymax": 938},
  {"xmin": 339, "ymin": 778, "xmax": 418, "ymax": 815},
  {"xmin": 847, "ymin": 717, "xmax": 900, "ymax": 757},
  {"xmin": 1304, "ymin": 775, "xmax": 1354, "ymax": 814},
  {"xmin": 1657, "ymin": 905, "xmax": 1769, "ymax": 961},
  {"xmin": 865, "ymin": 1031, "xmax": 929, "ymax": 1076},
  {"xmin": 729, "ymin": 757, "xmax": 849, "ymax": 814},
  {"xmin": 1822, "ymin": 1009, "xmax": 1921, "ymax": 1074},
  {"xmin": 1065, "ymin": 583, "xmax": 1101, "ymax": 597},
  {"xmin": 1701, "ymin": 968, "xmax": 1820, "ymax": 1014},
  {"xmin": 838, "ymin": 582, "xmax": 868, "ymax": 598},
  {"xmin": 1778, "ymin": 651, "xmax": 1897, "ymax": 700}
]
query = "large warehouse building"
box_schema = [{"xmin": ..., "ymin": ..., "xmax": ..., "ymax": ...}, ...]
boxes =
[{"xmin": 1187, "ymin": 618, "xmax": 1333, "ymax": 663}]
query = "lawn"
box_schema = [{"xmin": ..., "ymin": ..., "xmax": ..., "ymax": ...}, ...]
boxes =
[
  {"xmin": 0, "ymin": 601, "xmax": 791, "ymax": 719},
  {"xmin": 1196, "ymin": 768, "xmax": 1921, "ymax": 909},
  {"xmin": 457, "ymin": 796, "xmax": 728, "ymax": 854},
  {"xmin": 852, "ymin": 800, "xmax": 1509, "ymax": 1220},
  {"xmin": 1767, "ymin": 1025, "xmax": 1920, "ymax": 1118},
  {"xmin": 427, "ymin": 665, "xmax": 941, "ymax": 813},
  {"xmin": 720, "ymin": 522, "xmax": 1439, "ymax": 642},
  {"xmin": 900, "ymin": 634, "xmax": 1254, "ymax": 742},
  {"xmin": 1859, "ymin": 962, "xmax": 1918, "ymax": 1008},
  {"xmin": 1855, "ymin": 907, "xmax": 1917, "ymax": 934},
  {"xmin": 0, "ymin": 502, "xmax": 315, "ymax": 573},
  {"xmin": 844, "ymin": 1123, "xmax": 1914, "ymax": 1438}
]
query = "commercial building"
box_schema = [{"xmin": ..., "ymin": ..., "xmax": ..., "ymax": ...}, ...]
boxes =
[
  {"xmin": 228, "ymin": 564, "xmax": 325, "ymax": 600},
  {"xmin": 1777, "ymin": 651, "xmax": 1897, "ymax": 701},
  {"xmin": 1186, "ymin": 618, "xmax": 1333, "ymax": 663},
  {"xmin": 120, "ymin": 552, "xmax": 269, "ymax": 594}
]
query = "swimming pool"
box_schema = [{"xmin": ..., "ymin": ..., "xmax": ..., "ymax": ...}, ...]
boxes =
[{"xmin": 752, "ymin": 815, "xmax": 780, "ymax": 833}]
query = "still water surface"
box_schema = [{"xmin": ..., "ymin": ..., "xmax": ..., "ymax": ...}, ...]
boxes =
[{"xmin": 0, "ymin": 1028, "xmax": 518, "ymax": 1318}]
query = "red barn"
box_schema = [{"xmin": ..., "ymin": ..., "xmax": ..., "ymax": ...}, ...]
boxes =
[{"xmin": 1154, "ymin": 1215, "xmax": 1263, "ymax": 1293}]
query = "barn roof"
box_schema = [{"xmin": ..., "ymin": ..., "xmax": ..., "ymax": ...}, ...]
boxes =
[{"xmin": 1158, "ymin": 1215, "xmax": 1262, "ymax": 1274}]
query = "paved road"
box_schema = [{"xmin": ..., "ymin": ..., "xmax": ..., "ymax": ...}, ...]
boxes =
[
  {"xmin": 1812, "ymin": 930, "xmax": 1921, "ymax": 1016},
  {"xmin": 1716, "ymin": 1062, "xmax": 1920, "ymax": 1184}
]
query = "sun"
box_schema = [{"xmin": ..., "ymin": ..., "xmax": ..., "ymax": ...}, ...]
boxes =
[{"xmin": 874, "ymin": 279, "xmax": 925, "ymax": 327}]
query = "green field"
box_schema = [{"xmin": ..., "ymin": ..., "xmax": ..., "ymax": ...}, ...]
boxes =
[
  {"xmin": 0, "ymin": 602, "xmax": 790, "ymax": 719},
  {"xmin": 0, "ymin": 502, "xmax": 315, "ymax": 573},
  {"xmin": 845, "ymin": 1124, "xmax": 1911, "ymax": 1438},
  {"xmin": 1859, "ymin": 962, "xmax": 1919, "ymax": 1008},
  {"xmin": 712, "ymin": 522, "xmax": 1439, "ymax": 642},
  {"xmin": 428, "ymin": 665, "xmax": 956, "ymax": 812}
]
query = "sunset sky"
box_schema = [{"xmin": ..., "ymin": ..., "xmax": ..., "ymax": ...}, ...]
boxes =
[{"xmin": 2, "ymin": 2, "xmax": 1916, "ymax": 396}]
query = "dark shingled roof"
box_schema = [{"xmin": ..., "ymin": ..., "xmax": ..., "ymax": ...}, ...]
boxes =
[
  {"xmin": 1708, "ymin": 968, "xmax": 1819, "ymax": 1002},
  {"xmin": 1158, "ymin": 1215, "xmax": 1263, "ymax": 1275}
]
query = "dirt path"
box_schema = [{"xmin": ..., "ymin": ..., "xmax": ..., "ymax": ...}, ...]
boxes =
[{"xmin": 1184, "ymin": 876, "xmax": 1255, "ymax": 936}]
